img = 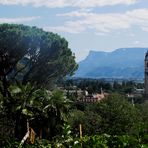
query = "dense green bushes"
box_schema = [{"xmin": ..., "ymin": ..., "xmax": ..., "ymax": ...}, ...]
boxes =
[
  {"xmin": 0, "ymin": 85, "xmax": 148, "ymax": 147},
  {"xmin": 69, "ymin": 94, "xmax": 145, "ymax": 136},
  {"xmin": 3, "ymin": 131, "xmax": 148, "ymax": 147}
]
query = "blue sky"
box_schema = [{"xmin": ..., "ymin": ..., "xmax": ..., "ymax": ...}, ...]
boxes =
[{"xmin": 1, "ymin": 0, "xmax": 148, "ymax": 61}]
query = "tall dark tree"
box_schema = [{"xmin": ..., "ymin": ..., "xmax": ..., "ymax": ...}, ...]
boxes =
[{"xmin": 0, "ymin": 23, "xmax": 77, "ymax": 97}]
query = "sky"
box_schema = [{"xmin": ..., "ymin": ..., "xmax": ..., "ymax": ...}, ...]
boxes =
[{"xmin": 1, "ymin": 0, "xmax": 148, "ymax": 61}]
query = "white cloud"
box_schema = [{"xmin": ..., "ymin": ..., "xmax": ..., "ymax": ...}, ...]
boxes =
[
  {"xmin": 73, "ymin": 0, "xmax": 138, "ymax": 8},
  {"xmin": 47, "ymin": 8, "xmax": 148, "ymax": 34},
  {"xmin": 133, "ymin": 40, "xmax": 140, "ymax": 44},
  {"xmin": 44, "ymin": 25, "xmax": 85, "ymax": 34},
  {"xmin": 0, "ymin": 16, "xmax": 40, "ymax": 23},
  {"xmin": 0, "ymin": 0, "xmax": 138, "ymax": 8},
  {"xmin": 142, "ymin": 27, "xmax": 148, "ymax": 32},
  {"xmin": 129, "ymin": 33, "xmax": 135, "ymax": 37}
]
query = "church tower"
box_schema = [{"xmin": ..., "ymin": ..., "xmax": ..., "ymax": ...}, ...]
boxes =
[{"xmin": 144, "ymin": 51, "xmax": 148, "ymax": 97}]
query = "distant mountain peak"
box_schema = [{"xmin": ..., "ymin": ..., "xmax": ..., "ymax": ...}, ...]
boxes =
[{"xmin": 75, "ymin": 47, "xmax": 148, "ymax": 79}]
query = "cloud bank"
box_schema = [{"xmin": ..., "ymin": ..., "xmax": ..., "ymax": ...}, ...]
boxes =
[
  {"xmin": 46, "ymin": 8, "xmax": 148, "ymax": 34},
  {"xmin": 0, "ymin": 0, "xmax": 138, "ymax": 8},
  {"xmin": 0, "ymin": 16, "xmax": 40, "ymax": 23}
]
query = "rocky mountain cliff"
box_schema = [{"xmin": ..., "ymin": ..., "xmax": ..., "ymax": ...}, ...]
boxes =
[{"xmin": 75, "ymin": 48, "xmax": 148, "ymax": 79}]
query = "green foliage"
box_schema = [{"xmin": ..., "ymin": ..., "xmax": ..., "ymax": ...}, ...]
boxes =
[
  {"xmin": 52, "ymin": 124, "xmax": 80, "ymax": 148},
  {"xmin": 82, "ymin": 135, "xmax": 109, "ymax": 148},
  {"xmin": 68, "ymin": 110, "xmax": 85, "ymax": 134},
  {"xmin": 69, "ymin": 94, "xmax": 142, "ymax": 136},
  {"xmin": 2, "ymin": 123, "xmax": 148, "ymax": 147},
  {"xmin": 3, "ymin": 138, "xmax": 52, "ymax": 148},
  {"xmin": 0, "ymin": 83, "xmax": 72, "ymax": 141},
  {"xmin": 138, "ymin": 102, "xmax": 148, "ymax": 124},
  {"xmin": 1, "ymin": 83, "xmax": 147, "ymax": 147},
  {"xmin": 68, "ymin": 109, "xmax": 102, "ymax": 135},
  {"xmin": 2, "ymin": 138, "xmax": 20, "ymax": 148},
  {"xmin": 7, "ymin": 83, "xmax": 48, "ymax": 118},
  {"xmin": 0, "ymin": 23, "xmax": 77, "ymax": 95},
  {"xmin": 95, "ymin": 94, "xmax": 142, "ymax": 135}
]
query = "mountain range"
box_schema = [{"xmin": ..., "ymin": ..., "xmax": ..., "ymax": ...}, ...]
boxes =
[{"xmin": 75, "ymin": 48, "xmax": 148, "ymax": 79}]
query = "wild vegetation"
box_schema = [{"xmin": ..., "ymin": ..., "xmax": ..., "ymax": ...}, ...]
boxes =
[{"xmin": 0, "ymin": 24, "xmax": 148, "ymax": 147}]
